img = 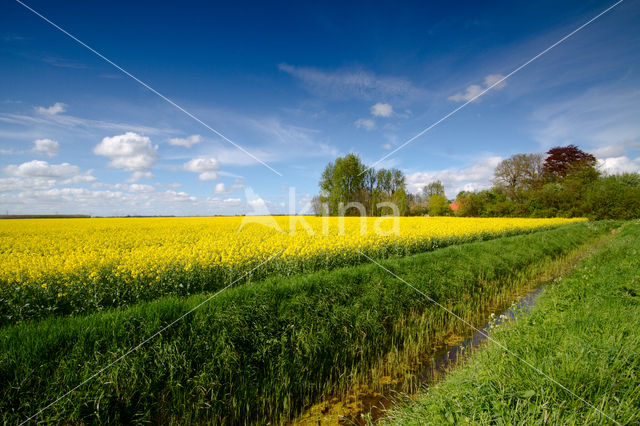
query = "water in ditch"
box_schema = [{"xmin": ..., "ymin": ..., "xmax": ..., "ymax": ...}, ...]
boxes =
[{"xmin": 294, "ymin": 285, "xmax": 546, "ymax": 425}]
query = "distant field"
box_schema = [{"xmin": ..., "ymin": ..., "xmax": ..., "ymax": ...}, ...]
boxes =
[{"xmin": 0, "ymin": 216, "xmax": 581, "ymax": 323}]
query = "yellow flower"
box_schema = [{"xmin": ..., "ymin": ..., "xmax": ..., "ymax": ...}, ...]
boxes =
[{"xmin": 0, "ymin": 216, "xmax": 584, "ymax": 293}]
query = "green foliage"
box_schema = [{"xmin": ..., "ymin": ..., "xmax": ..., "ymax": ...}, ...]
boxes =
[
  {"xmin": 319, "ymin": 153, "xmax": 366, "ymax": 215},
  {"xmin": 0, "ymin": 223, "xmax": 613, "ymax": 424},
  {"xmin": 493, "ymin": 153, "xmax": 544, "ymax": 202},
  {"xmin": 428, "ymin": 194, "xmax": 451, "ymax": 216},
  {"xmin": 423, "ymin": 181, "xmax": 445, "ymax": 198},
  {"xmin": 456, "ymin": 144, "xmax": 638, "ymax": 220},
  {"xmin": 317, "ymin": 145, "xmax": 636, "ymax": 220},
  {"xmin": 584, "ymin": 174, "xmax": 640, "ymax": 220},
  {"xmin": 386, "ymin": 223, "xmax": 640, "ymax": 425},
  {"xmin": 457, "ymin": 172, "xmax": 640, "ymax": 220},
  {"xmin": 318, "ymin": 154, "xmax": 408, "ymax": 216}
]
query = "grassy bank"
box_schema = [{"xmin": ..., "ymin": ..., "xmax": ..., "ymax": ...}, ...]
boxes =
[
  {"xmin": 0, "ymin": 222, "xmax": 615, "ymax": 424},
  {"xmin": 384, "ymin": 222, "xmax": 640, "ymax": 425}
]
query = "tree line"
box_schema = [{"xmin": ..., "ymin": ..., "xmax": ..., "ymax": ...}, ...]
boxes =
[{"xmin": 313, "ymin": 145, "xmax": 640, "ymax": 220}]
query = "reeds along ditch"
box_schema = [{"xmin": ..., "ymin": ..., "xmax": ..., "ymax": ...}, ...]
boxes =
[{"xmin": 0, "ymin": 221, "xmax": 617, "ymax": 424}]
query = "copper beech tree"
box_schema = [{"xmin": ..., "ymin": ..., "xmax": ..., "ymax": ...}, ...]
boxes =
[{"xmin": 542, "ymin": 144, "xmax": 597, "ymax": 179}]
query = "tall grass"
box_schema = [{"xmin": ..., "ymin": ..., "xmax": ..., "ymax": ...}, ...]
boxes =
[
  {"xmin": 0, "ymin": 222, "xmax": 616, "ymax": 424},
  {"xmin": 384, "ymin": 222, "xmax": 640, "ymax": 425}
]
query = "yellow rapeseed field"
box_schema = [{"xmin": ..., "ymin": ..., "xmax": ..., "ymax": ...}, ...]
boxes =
[
  {"xmin": 0, "ymin": 216, "xmax": 584, "ymax": 322},
  {"xmin": 1, "ymin": 216, "xmax": 582, "ymax": 287}
]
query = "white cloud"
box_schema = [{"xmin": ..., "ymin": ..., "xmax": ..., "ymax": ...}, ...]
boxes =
[
  {"xmin": 126, "ymin": 183, "xmax": 155, "ymax": 193},
  {"xmin": 4, "ymin": 160, "xmax": 79, "ymax": 179},
  {"xmin": 371, "ymin": 102, "xmax": 393, "ymax": 117},
  {"xmin": 484, "ymin": 74, "xmax": 507, "ymax": 90},
  {"xmin": 94, "ymin": 132, "xmax": 159, "ymax": 171},
  {"xmin": 60, "ymin": 173, "xmax": 97, "ymax": 185},
  {"xmin": 598, "ymin": 156, "xmax": 640, "ymax": 175},
  {"xmin": 213, "ymin": 182, "xmax": 245, "ymax": 194},
  {"xmin": 35, "ymin": 102, "xmax": 67, "ymax": 115},
  {"xmin": 0, "ymin": 177, "xmax": 56, "ymax": 192},
  {"xmin": 355, "ymin": 118, "xmax": 375, "ymax": 131},
  {"xmin": 183, "ymin": 157, "xmax": 220, "ymax": 181},
  {"xmin": 448, "ymin": 85, "xmax": 484, "ymax": 103},
  {"xmin": 1, "ymin": 160, "xmax": 97, "ymax": 193},
  {"xmin": 247, "ymin": 198, "xmax": 266, "ymax": 208},
  {"xmin": 279, "ymin": 63, "xmax": 427, "ymax": 101},
  {"xmin": 214, "ymin": 183, "xmax": 227, "ymax": 194},
  {"xmin": 127, "ymin": 171, "xmax": 154, "ymax": 182},
  {"xmin": 406, "ymin": 156, "xmax": 503, "ymax": 198},
  {"xmin": 448, "ymin": 74, "xmax": 507, "ymax": 103},
  {"xmin": 168, "ymin": 134, "xmax": 202, "ymax": 148},
  {"xmin": 32, "ymin": 139, "xmax": 59, "ymax": 157}
]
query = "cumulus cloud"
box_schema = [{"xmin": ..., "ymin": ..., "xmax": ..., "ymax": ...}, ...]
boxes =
[
  {"xmin": 213, "ymin": 182, "xmax": 245, "ymax": 194},
  {"xmin": 355, "ymin": 118, "xmax": 375, "ymax": 131},
  {"xmin": 448, "ymin": 74, "xmax": 507, "ymax": 103},
  {"xmin": 4, "ymin": 160, "xmax": 79, "ymax": 179},
  {"xmin": 168, "ymin": 134, "xmax": 202, "ymax": 148},
  {"xmin": 183, "ymin": 157, "xmax": 220, "ymax": 181},
  {"xmin": 371, "ymin": 102, "xmax": 393, "ymax": 117},
  {"xmin": 598, "ymin": 156, "xmax": 640, "ymax": 175},
  {"xmin": 124, "ymin": 183, "xmax": 155, "ymax": 193},
  {"xmin": 406, "ymin": 156, "xmax": 503, "ymax": 198},
  {"xmin": 1, "ymin": 160, "xmax": 97, "ymax": 193},
  {"xmin": 31, "ymin": 139, "xmax": 60, "ymax": 157},
  {"xmin": 61, "ymin": 174, "xmax": 97, "ymax": 185},
  {"xmin": 214, "ymin": 183, "xmax": 227, "ymax": 194},
  {"xmin": 127, "ymin": 171, "xmax": 154, "ymax": 182},
  {"xmin": 94, "ymin": 132, "xmax": 159, "ymax": 171},
  {"xmin": 35, "ymin": 102, "xmax": 67, "ymax": 115}
]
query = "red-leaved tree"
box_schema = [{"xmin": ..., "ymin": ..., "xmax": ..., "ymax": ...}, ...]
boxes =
[{"xmin": 543, "ymin": 145, "xmax": 597, "ymax": 179}]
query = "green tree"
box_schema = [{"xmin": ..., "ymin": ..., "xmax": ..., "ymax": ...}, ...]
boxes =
[
  {"xmin": 493, "ymin": 153, "xmax": 543, "ymax": 202},
  {"xmin": 319, "ymin": 154, "xmax": 366, "ymax": 215},
  {"xmin": 423, "ymin": 181, "xmax": 445, "ymax": 198},
  {"xmin": 428, "ymin": 194, "xmax": 451, "ymax": 216},
  {"xmin": 585, "ymin": 173, "xmax": 640, "ymax": 220}
]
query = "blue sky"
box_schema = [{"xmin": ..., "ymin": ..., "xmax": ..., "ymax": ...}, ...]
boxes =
[{"xmin": 1, "ymin": 0, "xmax": 639, "ymax": 216}]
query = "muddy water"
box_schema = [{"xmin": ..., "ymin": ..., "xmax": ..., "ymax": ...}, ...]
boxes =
[{"xmin": 293, "ymin": 286, "xmax": 545, "ymax": 425}]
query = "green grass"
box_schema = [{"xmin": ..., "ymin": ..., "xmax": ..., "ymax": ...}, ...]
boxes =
[
  {"xmin": 384, "ymin": 222, "xmax": 640, "ymax": 425},
  {"xmin": 0, "ymin": 222, "xmax": 617, "ymax": 424}
]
